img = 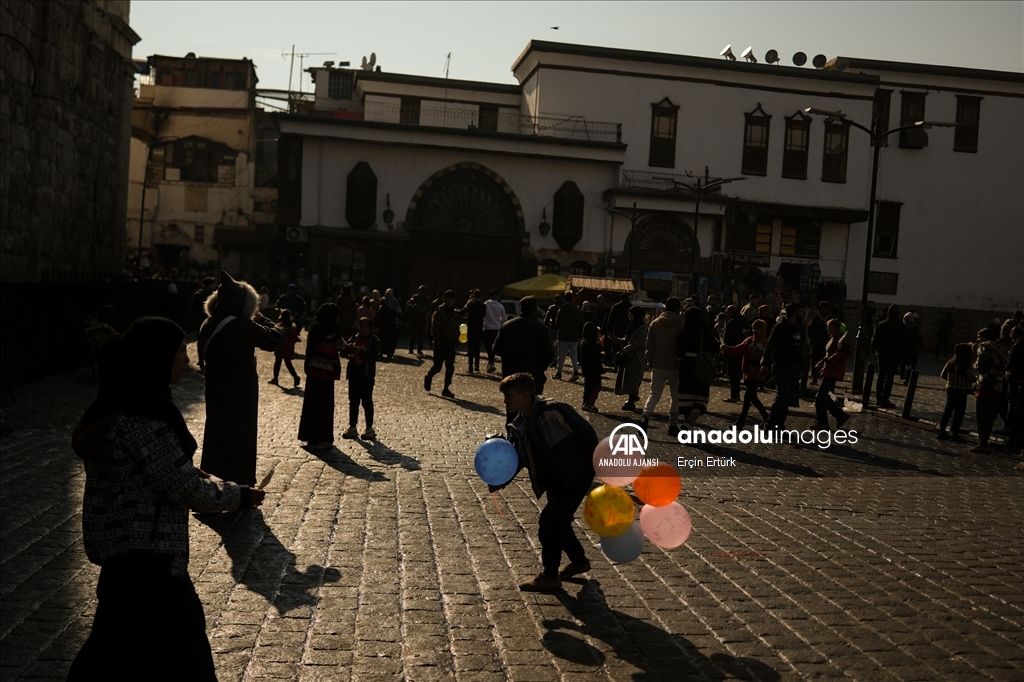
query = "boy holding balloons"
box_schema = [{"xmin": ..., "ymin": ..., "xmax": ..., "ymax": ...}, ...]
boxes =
[{"xmin": 491, "ymin": 373, "xmax": 598, "ymax": 592}]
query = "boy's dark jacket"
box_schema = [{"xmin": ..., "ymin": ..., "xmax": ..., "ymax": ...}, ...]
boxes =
[
  {"xmin": 505, "ymin": 397, "xmax": 597, "ymax": 498},
  {"xmin": 342, "ymin": 333, "xmax": 381, "ymax": 383}
]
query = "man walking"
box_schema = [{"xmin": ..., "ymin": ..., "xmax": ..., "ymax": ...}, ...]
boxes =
[
  {"xmin": 871, "ymin": 304, "xmax": 907, "ymax": 408},
  {"xmin": 493, "ymin": 296, "xmax": 553, "ymax": 396},
  {"xmin": 554, "ymin": 292, "xmax": 584, "ymax": 381},
  {"xmin": 460, "ymin": 290, "xmax": 487, "ymax": 373},
  {"xmin": 638, "ymin": 297, "xmax": 683, "ymax": 435},
  {"xmin": 492, "ymin": 373, "xmax": 597, "ymax": 592},
  {"xmin": 762, "ymin": 303, "xmax": 803, "ymax": 430},
  {"xmin": 425, "ymin": 290, "xmax": 460, "ymax": 398},
  {"xmin": 482, "ymin": 290, "xmax": 507, "ymax": 373},
  {"xmin": 722, "ymin": 305, "xmax": 746, "ymax": 402}
]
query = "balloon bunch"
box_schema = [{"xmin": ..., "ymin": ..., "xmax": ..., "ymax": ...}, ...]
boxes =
[{"xmin": 585, "ymin": 437, "xmax": 692, "ymax": 563}]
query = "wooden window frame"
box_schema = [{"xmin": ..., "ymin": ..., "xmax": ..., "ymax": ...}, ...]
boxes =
[
  {"xmin": 780, "ymin": 219, "xmax": 820, "ymax": 257},
  {"xmin": 741, "ymin": 104, "xmax": 771, "ymax": 176},
  {"xmin": 872, "ymin": 201, "xmax": 902, "ymax": 259},
  {"xmin": 821, "ymin": 120, "xmax": 849, "ymax": 183},
  {"xmin": 782, "ymin": 112, "xmax": 810, "ymax": 179},
  {"xmin": 954, "ymin": 95, "xmax": 981, "ymax": 153},
  {"xmin": 899, "ymin": 91, "xmax": 928, "ymax": 149},
  {"xmin": 164, "ymin": 138, "xmax": 236, "ymax": 184},
  {"xmin": 726, "ymin": 219, "xmax": 773, "ymax": 254},
  {"xmin": 648, "ymin": 98, "xmax": 679, "ymax": 168}
]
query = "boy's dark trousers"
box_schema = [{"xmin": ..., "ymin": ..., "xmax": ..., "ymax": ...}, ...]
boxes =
[
  {"xmin": 467, "ymin": 329, "xmax": 482, "ymax": 371},
  {"xmin": 940, "ymin": 389, "xmax": 968, "ymax": 435},
  {"xmin": 537, "ymin": 471, "xmax": 592, "ymax": 577},
  {"xmin": 348, "ymin": 377, "xmax": 374, "ymax": 428},
  {"xmin": 427, "ymin": 340, "xmax": 456, "ymax": 388},
  {"xmin": 483, "ymin": 329, "xmax": 499, "ymax": 366},
  {"xmin": 274, "ymin": 357, "xmax": 299, "ymax": 380}
]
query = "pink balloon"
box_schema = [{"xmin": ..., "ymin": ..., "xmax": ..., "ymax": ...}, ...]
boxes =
[
  {"xmin": 640, "ymin": 502, "xmax": 692, "ymax": 549},
  {"xmin": 592, "ymin": 437, "xmax": 643, "ymax": 486}
]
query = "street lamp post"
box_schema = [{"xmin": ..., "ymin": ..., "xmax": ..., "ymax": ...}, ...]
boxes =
[
  {"xmin": 663, "ymin": 175, "xmax": 746, "ymax": 299},
  {"xmin": 803, "ymin": 108, "xmax": 956, "ymax": 392}
]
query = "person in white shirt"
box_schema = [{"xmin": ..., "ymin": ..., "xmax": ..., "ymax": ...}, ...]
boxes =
[{"xmin": 482, "ymin": 289, "xmax": 508, "ymax": 373}]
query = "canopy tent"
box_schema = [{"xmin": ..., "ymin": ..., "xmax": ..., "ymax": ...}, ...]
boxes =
[
  {"xmin": 502, "ymin": 274, "xmax": 568, "ymax": 298},
  {"xmin": 566, "ymin": 275, "xmax": 635, "ymax": 295}
]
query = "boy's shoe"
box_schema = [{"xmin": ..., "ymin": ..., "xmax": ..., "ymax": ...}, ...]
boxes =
[
  {"xmin": 487, "ymin": 364, "xmax": 496, "ymax": 373},
  {"xmin": 971, "ymin": 445, "xmax": 991, "ymax": 454},
  {"xmin": 519, "ymin": 573, "xmax": 562, "ymax": 592},
  {"xmin": 559, "ymin": 560, "xmax": 591, "ymax": 579},
  {"xmin": 553, "ymin": 372, "xmax": 562, "ymax": 380},
  {"xmin": 312, "ymin": 441, "xmax": 333, "ymax": 450},
  {"xmin": 636, "ymin": 416, "xmax": 650, "ymax": 431},
  {"xmin": 937, "ymin": 430, "xmax": 950, "ymax": 440},
  {"xmin": 442, "ymin": 388, "xmax": 456, "ymax": 399},
  {"xmin": 621, "ymin": 400, "xmax": 637, "ymax": 412},
  {"xmin": 342, "ymin": 427, "xmax": 359, "ymax": 440},
  {"xmin": 879, "ymin": 400, "xmax": 897, "ymax": 409},
  {"xmin": 268, "ymin": 377, "xmax": 279, "ymax": 385},
  {"xmin": 293, "ymin": 377, "xmax": 301, "ymax": 388},
  {"xmin": 835, "ymin": 413, "xmax": 851, "ymax": 429},
  {"xmin": 361, "ymin": 427, "xmax": 377, "ymax": 440},
  {"xmin": 722, "ymin": 397, "xmax": 739, "ymax": 403},
  {"xmin": 569, "ymin": 372, "xmax": 580, "ymax": 382},
  {"xmin": 951, "ymin": 434, "xmax": 967, "ymax": 443},
  {"xmin": 424, "ymin": 374, "xmax": 432, "ymax": 392},
  {"xmin": 582, "ymin": 403, "xmax": 598, "ymax": 413}
]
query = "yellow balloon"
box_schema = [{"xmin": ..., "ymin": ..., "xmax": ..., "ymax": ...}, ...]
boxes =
[
  {"xmin": 583, "ymin": 485, "xmax": 635, "ymax": 537},
  {"xmin": 459, "ymin": 333, "xmax": 468, "ymax": 343}
]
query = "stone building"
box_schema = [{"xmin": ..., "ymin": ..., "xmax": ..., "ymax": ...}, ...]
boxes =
[
  {"xmin": 275, "ymin": 40, "xmax": 1022, "ymax": 328},
  {"xmin": 128, "ymin": 53, "xmax": 280, "ymax": 280},
  {"xmin": 0, "ymin": 0, "xmax": 140, "ymax": 281}
]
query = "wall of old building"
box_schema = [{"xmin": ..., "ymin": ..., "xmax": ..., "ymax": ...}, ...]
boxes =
[{"xmin": 0, "ymin": 0, "xmax": 139, "ymax": 281}]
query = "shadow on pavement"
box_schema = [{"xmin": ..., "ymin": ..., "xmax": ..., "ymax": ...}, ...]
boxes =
[
  {"xmin": 453, "ymin": 398, "xmax": 504, "ymax": 415},
  {"xmin": 304, "ymin": 444, "xmax": 389, "ymax": 482},
  {"xmin": 195, "ymin": 510, "xmax": 341, "ymax": 613},
  {"xmin": 356, "ymin": 439, "xmax": 421, "ymax": 471},
  {"xmin": 545, "ymin": 580, "xmax": 780, "ymax": 680}
]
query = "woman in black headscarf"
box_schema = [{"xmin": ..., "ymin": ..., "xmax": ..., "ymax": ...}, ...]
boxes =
[
  {"xmin": 198, "ymin": 271, "xmax": 285, "ymax": 485},
  {"xmin": 612, "ymin": 306, "xmax": 649, "ymax": 412},
  {"xmin": 677, "ymin": 305, "xmax": 720, "ymax": 426},
  {"xmin": 69, "ymin": 317, "xmax": 264, "ymax": 681},
  {"xmin": 298, "ymin": 303, "xmax": 343, "ymax": 448}
]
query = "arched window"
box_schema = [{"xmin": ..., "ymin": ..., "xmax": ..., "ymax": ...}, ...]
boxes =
[
  {"xmin": 569, "ymin": 261, "xmax": 591, "ymax": 276},
  {"xmin": 538, "ymin": 259, "xmax": 561, "ymax": 276}
]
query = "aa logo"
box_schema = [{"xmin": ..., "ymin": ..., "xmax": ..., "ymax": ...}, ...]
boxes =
[{"xmin": 609, "ymin": 423, "xmax": 649, "ymax": 458}]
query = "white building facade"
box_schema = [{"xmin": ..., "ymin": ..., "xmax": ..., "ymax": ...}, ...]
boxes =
[{"xmin": 275, "ymin": 41, "xmax": 1023, "ymax": 326}]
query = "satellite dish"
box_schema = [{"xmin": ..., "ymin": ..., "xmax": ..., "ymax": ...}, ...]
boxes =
[
  {"xmin": 833, "ymin": 57, "xmax": 849, "ymax": 72},
  {"xmin": 361, "ymin": 55, "xmax": 368, "ymax": 70},
  {"xmin": 368, "ymin": 52, "xmax": 376, "ymax": 70},
  {"xmin": 793, "ymin": 52, "xmax": 807, "ymax": 66},
  {"xmin": 765, "ymin": 49, "xmax": 779, "ymax": 65},
  {"xmin": 812, "ymin": 54, "xmax": 827, "ymax": 68},
  {"xmin": 741, "ymin": 46, "xmax": 757, "ymax": 63},
  {"xmin": 720, "ymin": 44, "xmax": 736, "ymax": 61}
]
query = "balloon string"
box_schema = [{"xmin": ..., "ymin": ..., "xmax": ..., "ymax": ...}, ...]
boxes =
[{"xmin": 493, "ymin": 491, "xmax": 504, "ymax": 516}]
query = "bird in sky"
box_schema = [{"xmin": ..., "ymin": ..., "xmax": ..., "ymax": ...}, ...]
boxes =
[{"xmin": 551, "ymin": 26, "xmax": 560, "ymax": 30}]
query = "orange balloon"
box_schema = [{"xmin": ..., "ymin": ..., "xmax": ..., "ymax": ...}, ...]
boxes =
[{"xmin": 632, "ymin": 463, "xmax": 681, "ymax": 507}]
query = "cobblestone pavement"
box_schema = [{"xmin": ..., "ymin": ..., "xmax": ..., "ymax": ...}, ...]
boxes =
[{"xmin": 2, "ymin": 339, "xmax": 1022, "ymax": 681}]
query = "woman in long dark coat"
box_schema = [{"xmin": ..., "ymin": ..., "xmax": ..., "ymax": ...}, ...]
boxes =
[
  {"xmin": 298, "ymin": 303, "xmax": 343, "ymax": 448},
  {"xmin": 375, "ymin": 288, "xmax": 404, "ymax": 360},
  {"xmin": 198, "ymin": 271, "xmax": 285, "ymax": 486},
  {"xmin": 612, "ymin": 306, "xmax": 649, "ymax": 412},
  {"xmin": 677, "ymin": 305, "xmax": 720, "ymax": 427}
]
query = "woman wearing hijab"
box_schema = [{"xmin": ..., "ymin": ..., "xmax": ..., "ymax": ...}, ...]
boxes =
[
  {"xmin": 69, "ymin": 318, "xmax": 265, "ymax": 681},
  {"xmin": 197, "ymin": 272, "xmax": 285, "ymax": 486},
  {"xmin": 298, "ymin": 303, "xmax": 343, "ymax": 448},
  {"xmin": 375, "ymin": 288, "xmax": 405, "ymax": 361},
  {"xmin": 677, "ymin": 306, "xmax": 721, "ymax": 426},
  {"xmin": 612, "ymin": 306, "xmax": 649, "ymax": 412}
]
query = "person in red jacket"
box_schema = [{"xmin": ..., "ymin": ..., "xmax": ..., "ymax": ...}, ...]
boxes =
[
  {"xmin": 814, "ymin": 319, "xmax": 853, "ymax": 429},
  {"xmin": 723, "ymin": 318, "xmax": 770, "ymax": 428}
]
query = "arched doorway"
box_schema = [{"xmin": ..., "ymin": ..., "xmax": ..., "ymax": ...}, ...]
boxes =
[
  {"xmin": 406, "ymin": 163, "xmax": 524, "ymax": 297},
  {"xmin": 624, "ymin": 214, "xmax": 697, "ymax": 297}
]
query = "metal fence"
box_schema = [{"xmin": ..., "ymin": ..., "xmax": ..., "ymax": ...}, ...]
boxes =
[
  {"xmin": 620, "ymin": 169, "xmax": 724, "ymax": 194},
  {"xmin": 363, "ymin": 102, "xmax": 622, "ymax": 143}
]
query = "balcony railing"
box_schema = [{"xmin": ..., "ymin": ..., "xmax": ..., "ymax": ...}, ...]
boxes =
[
  {"xmin": 363, "ymin": 101, "xmax": 621, "ymax": 143},
  {"xmin": 620, "ymin": 169, "xmax": 724, "ymax": 195}
]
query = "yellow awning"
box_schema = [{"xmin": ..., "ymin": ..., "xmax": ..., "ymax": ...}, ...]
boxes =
[{"xmin": 502, "ymin": 274, "xmax": 568, "ymax": 298}]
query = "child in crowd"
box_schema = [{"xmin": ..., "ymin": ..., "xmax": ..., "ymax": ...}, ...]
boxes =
[
  {"xmin": 724, "ymin": 318, "xmax": 770, "ymax": 428},
  {"xmin": 579, "ymin": 321, "xmax": 603, "ymax": 412},
  {"xmin": 342, "ymin": 317, "xmax": 381, "ymax": 440},
  {"xmin": 270, "ymin": 309, "xmax": 301, "ymax": 388},
  {"xmin": 937, "ymin": 343, "xmax": 976, "ymax": 443}
]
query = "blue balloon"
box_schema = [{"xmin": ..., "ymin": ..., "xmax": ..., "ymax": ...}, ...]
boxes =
[
  {"xmin": 474, "ymin": 438, "xmax": 519, "ymax": 486},
  {"xmin": 600, "ymin": 521, "xmax": 645, "ymax": 563}
]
